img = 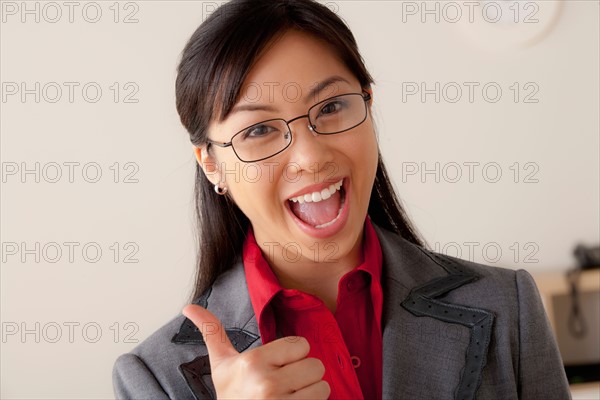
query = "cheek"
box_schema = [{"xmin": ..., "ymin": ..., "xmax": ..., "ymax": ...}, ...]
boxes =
[
  {"xmin": 224, "ymin": 163, "xmax": 284, "ymax": 215},
  {"xmin": 346, "ymin": 127, "xmax": 379, "ymax": 204},
  {"xmin": 347, "ymin": 127, "xmax": 379, "ymax": 172},
  {"xmin": 362, "ymin": 124, "xmax": 379, "ymax": 173}
]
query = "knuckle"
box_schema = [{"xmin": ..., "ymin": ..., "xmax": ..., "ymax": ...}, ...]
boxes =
[
  {"xmin": 255, "ymin": 379, "xmax": 278, "ymax": 398},
  {"xmin": 238, "ymin": 351, "xmax": 259, "ymax": 369}
]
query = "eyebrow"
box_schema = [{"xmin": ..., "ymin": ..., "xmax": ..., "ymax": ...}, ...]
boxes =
[
  {"xmin": 230, "ymin": 103, "xmax": 277, "ymax": 114},
  {"xmin": 307, "ymin": 76, "xmax": 351, "ymax": 102},
  {"xmin": 230, "ymin": 75, "xmax": 351, "ymax": 114}
]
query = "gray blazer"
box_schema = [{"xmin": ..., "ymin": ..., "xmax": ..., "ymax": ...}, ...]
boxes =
[{"xmin": 113, "ymin": 223, "xmax": 571, "ymax": 399}]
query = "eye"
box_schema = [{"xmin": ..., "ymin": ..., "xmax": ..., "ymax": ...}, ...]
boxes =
[
  {"xmin": 241, "ymin": 123, "xmax": 279, "ymax": 139},
  {"xmin": 318, "ymin": 99, "xmax": 347, "ymax": 117}
]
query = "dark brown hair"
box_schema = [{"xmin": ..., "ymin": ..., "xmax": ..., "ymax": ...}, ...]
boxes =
[{"xmin": 175, "ymin": 0, "xmax": 425, "ymax": 301}]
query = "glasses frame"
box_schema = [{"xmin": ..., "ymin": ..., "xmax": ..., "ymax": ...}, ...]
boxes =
[{"xmin": 206, "ymin": 91, "xmax": 372, "ymax": 163}]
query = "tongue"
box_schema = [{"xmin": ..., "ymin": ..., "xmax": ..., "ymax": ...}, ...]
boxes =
[{"xmin": 290, "ymin": 190, "xmax": 342, "ymax": 227}]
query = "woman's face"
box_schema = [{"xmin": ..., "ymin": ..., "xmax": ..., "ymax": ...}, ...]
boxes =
[{"xmin": 196, "ymin": 30, "xmax": 379, "ymax": 268}]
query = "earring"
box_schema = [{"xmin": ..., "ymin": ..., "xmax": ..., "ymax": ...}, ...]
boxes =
[{"xmin": 214, "ymin": 183, "xmax": 228, "ymax": 195}]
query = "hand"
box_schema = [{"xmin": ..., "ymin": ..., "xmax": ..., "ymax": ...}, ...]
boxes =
[{"xmin": 182, "ymin": 304, "xmax": 330, "ymax": 399}]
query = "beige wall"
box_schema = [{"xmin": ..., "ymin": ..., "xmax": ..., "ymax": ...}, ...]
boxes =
[{"xmin": 1, "ymin": 1, "xmax": 598, "ymax": 398}]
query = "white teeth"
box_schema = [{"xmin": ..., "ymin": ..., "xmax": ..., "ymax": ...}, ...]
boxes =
[{"xmin": 288, "ymin": 179, "xmax": 343, "ymax": 203}]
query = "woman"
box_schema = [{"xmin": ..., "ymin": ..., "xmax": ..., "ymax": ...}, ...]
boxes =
[{"xmin": 113, "ymin": 1, "xmax": 571, "ymax": 399}]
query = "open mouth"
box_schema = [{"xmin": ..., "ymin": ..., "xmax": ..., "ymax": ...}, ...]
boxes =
[{"xmin": 287, "ymin": 178, "xmax": 347, "ymax": 229}]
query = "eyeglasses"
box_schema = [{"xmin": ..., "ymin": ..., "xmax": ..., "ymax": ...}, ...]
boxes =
[{"xmin": 206, "ymin": 92, "xmax": 371, "ymax": 162}]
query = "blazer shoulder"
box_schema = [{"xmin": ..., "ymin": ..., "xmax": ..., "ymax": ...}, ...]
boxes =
[
  {"xmin": 418, "ymin": 249, "xmax": 551, "ymax": 341},
  {"xmin": 442, "ymin": 251, "xmax": 520, "ymax": 279},
  {"xmin": 374, "ymin": 221, "xmax": 522, "ymax": 296},
  {"xmin": 113, "ymin": 352, "xmax": 171, "ymax": 399},
  {"xmin": 127, "ymin": 313, "xmax": 189, "ymax": 359},
  {"xmin": 420, "ymin": 244, "xmax": 524, "ymax": 290}
]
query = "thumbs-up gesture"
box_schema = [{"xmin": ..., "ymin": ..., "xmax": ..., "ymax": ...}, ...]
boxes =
[{"xmin": 182, "ymin": 304, "xmax": 331, "ymax": 399}]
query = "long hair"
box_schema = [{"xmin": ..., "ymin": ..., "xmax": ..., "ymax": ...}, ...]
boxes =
[{"xmin": 175, "ymin": 0, "xmax": 426, "ymax": 301}]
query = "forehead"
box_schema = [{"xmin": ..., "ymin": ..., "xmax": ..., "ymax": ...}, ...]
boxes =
[{"xmin": 238, "ymin": 30, "xmax": 360, "ymax": 104}]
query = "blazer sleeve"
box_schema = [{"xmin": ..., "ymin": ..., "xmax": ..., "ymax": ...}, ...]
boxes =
[
  {"xmin": 112, "ymin": 353, "xmax": 171, "ymax": 400},
  {"xmin": 515, "ymin": 269, "xmax": 572, "ymax": 400}
]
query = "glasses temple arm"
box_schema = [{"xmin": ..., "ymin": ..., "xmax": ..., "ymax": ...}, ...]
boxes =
[{"xmin": 206, "ymin": 139, "xmax": 233, "ymax": 148}]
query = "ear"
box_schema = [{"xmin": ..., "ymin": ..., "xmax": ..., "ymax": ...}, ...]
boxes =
[
  {"xmin": 193, "ymin": 145, "xmax": 220, "ymax": 186},
  {"xmin": 364, "ymin": 87, "xmax": 374, "ymax": 106}
]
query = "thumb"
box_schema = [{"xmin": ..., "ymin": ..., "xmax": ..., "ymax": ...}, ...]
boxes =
[{"xmin": 182, "ymin": 304, "xmax": 239, "ymax": 366}]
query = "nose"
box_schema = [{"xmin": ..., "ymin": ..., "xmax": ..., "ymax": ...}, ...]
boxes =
[{"xmin": 285, "ymin": 116, "xmax": 335, "ymax": 175}]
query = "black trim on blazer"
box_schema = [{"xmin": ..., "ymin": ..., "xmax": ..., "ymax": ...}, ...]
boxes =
[
  {"xmin": 179, "ymin": 355, "xmax": 213, "ymax": 400},
  {"xmin": 171, "ymin": 287, "xmax": 211, "ymax": 345},
  {"xmin": 401, "ymin": 248, "xmax": 495, "ymax": 400},
  {"xmin": 172, "ymin": 287, "xmax": 260, "ymax": 400},
  {"xmin": 177, "ymin": 325, "xmax": 260, "ymax": 400},
  {"xmin": 171, "ymin": 287, "xmax": 260, "ymax": 349}
]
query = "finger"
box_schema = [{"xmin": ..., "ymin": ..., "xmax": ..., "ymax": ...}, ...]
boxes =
[
  {"xmin": 260, "ymin": 336, "xmax": 311, "ymax": 367},
  {"xmin": 289, "ymin": 380, "xmax": 331, "ymax": 400},
  {"xmin": 278, "ymin": 357, "xmax": 326, "ymax": 392},
  {"xmin": 182, "ymin": 304, "xmax": 238, "ymax": 365}
]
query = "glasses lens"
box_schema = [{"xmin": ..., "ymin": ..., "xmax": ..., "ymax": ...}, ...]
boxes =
[
  {"xmin": 309, "ymin": 93, "xmax": 367, "ymax": 135},
  {"xmin": 231, "ymin": 119, "xmax": 291, "ymax": 162}
]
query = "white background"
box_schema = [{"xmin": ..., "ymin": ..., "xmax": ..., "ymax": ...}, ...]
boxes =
[{"xmin": 1, "ymin": 1, "xmax": 598, "ymax": 398}]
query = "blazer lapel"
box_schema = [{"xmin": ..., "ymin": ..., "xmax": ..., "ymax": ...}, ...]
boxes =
[{"xmin": 374, "ymin": 224, "xmax": 494, "ymax": 400}]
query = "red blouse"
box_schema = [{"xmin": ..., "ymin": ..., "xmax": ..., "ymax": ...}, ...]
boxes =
[{"xmin": 242, "ymin": 217, "xmax": 383, "ymax": 399}]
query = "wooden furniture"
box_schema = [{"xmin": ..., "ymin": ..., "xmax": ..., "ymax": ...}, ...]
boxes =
[{"xmin": 530, "ymin": 268, "xmax": 600, "ymax": 398}]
